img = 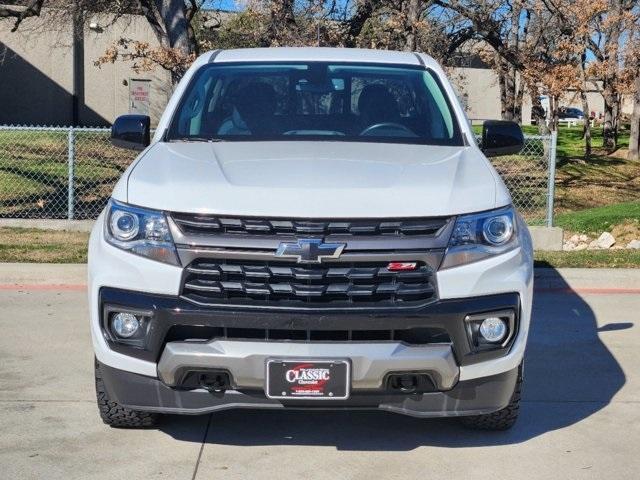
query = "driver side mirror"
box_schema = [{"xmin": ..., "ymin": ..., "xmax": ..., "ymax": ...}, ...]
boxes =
[
  {"xmin": 481, "ymin": 120, "xmax": 524, "ymax": 157},
  {"xmin": 111, "ymin": 115, "xmax": 151, "ymax": 151}
]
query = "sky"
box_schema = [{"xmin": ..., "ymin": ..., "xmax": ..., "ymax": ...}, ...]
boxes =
[
  {"xmin": 203, "ymin": 0, "xmax": 243, "ymax": 11},
  {"xmin": 203, "ymin": 1, "xmax": 351, "ymax": 13}
]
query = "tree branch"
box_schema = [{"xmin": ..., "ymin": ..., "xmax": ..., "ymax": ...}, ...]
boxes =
[
  {"xmin": 342, "ymin": 0, "xmax": 386, "ymax": 46},
  {"xmin": 445, "ymin": 26, "xmax": 475, "ymax": 55},
  {"xmin": 136, "ymin": 0, "xmax": 169, "ymax": 48}
]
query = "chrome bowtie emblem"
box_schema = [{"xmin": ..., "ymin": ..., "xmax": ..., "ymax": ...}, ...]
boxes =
[{"xmin": 275, "ymin": 239, "xmax": 346, "ymax": 263}]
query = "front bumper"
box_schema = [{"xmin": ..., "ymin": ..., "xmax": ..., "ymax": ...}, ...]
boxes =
[
  {"xmin": 99, "ymin": 360, "xmax": 519, "ymax": 417},
  {"xmin": 96, "ymin": 288, "xmax": 521, "ymax": 416}
]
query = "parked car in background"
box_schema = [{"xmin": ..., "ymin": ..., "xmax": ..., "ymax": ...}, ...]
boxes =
[
  {"xmin": 89, "ymin": 47, "xmax": 533, "ymax": 431},
  {"xmin": 559, "ymin": 107, "xmax": 585, "ymax": 120}
]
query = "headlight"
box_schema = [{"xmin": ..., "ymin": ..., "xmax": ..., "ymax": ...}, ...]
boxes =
[
  {"xmin": 441, "ymin": 206, "xmax": 519, "ymax": 269},
  {"xmin": 104, "ymin": 200, "xmax": 180, "ymax": 266}
]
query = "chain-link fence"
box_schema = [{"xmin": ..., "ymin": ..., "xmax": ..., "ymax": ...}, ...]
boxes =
[
  {"xmin": 0, "ymin": 126, "xmax": 138, "ymax": 220},
  {"xmin": 0, "ymin": 125, "xmax": 557, "ymax": 225},
  {"xmin": 484, "ymin": 133, "xmax": 558, "ymax": 226}
]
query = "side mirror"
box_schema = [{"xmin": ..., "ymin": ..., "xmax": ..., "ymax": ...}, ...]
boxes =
[
  {"xmin": 481, "ymin": 120, "xmax": 524, "ymax": 157},
  {"xmin": 111, "ymin": 115, "xmax": 151, "ymax": 151}
]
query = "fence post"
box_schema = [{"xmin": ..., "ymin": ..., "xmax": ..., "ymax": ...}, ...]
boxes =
[
  {"xmin": 546, "ymin": 130, "xmax": 558, "ymax": 227},
  {"xmin": 67, "ymin": 127, "xmax": 75, "ymax": 220}
]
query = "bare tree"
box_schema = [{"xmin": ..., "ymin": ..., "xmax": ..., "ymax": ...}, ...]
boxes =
[{"xmin": 433, "ymin": 0, "xmax": 530, "ymax": 122}]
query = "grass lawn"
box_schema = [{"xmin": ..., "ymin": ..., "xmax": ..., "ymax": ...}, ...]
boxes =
[
  {"xmin": 552, "ymin": 126, "xmax": 639, "ymax": 213},
  {"xmin": 0, "ymin": 228, "xmax": 89, "ymax": 263},
  {"xmin": 554, "ymin": 201, "xmax": 640, "ymax": 234}
]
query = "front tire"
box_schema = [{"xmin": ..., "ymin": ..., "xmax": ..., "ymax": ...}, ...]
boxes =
[
  {"xmin": 94, "ymin": 359, "xmax": 159, "ymax": 428},
  {"xmin": 459, "ymin": 365, "xmax": 522, "ymax": 431}
]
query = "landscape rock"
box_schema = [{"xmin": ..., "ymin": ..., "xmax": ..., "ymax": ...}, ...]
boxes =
[
  {"xmin": 595, "ymin": 232, "xmax": 616, "ymax": 249},
  {"xmin": 568, "ymin": 234, "xmax": 580, "ymax": 244},
  {"xmin": 627, "ymin": 240, "xmax": 640, "ymax": 249},
  {"xmin": 574, "ymin": 243, "xmax": 588, "ymax": 251},
  {"xmin": 611, "ymin": 221, "xmax": 640, "ymax": 246},
  {"xmin": 563, "ymin": 242, "xmax": 576, "ymax": 251},
  {"xmin": 579, "ymin": 234, "xmax": 588, "ymax": 242}
]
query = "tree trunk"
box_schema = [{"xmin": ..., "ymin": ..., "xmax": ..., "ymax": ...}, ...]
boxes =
[
  {"xmin": 498, "ymin": 58, "xmax": 519, "ymax": 122},
  {"xmin": 601, "ymin": 0, "xmax": 623, "ymax": 151},
  {"xmin": 549, "ymin": 95, "xmax": 559, "ymax": 132},
  {"xmin": 602, "ymin": 85, "xmax": 618, "ymax": 151},
  {"xmin": 530, "ymin": 91, "xmax": 550, "ymax": 135},
  {"xmin": 139, "ymin": 0, "xmax": 196, "ymax": 84},
  {"xmin": 508, "ymin": 4, "xmax": 522, "ymax": 124},
  {"xmin": 580, "ymin": 90, "xmax": 592, "ymax": 159},
  {"xmin": 156, "ymin": 0, "xmax": 191, "ymax": 53},
  {"xmin": 513, "ymin": 73, "xmax": 523, "ymax": 124},
  {"xmin": 404, "ymin": 0, "xmax": 421, "ymax": 51},
  {"xmin": 578, "ymin": 45, "xmax": 591, "ymax": 159},
  {"xmin": 629, "ymin": 75, "xmax": 640, "ymax": 160}
]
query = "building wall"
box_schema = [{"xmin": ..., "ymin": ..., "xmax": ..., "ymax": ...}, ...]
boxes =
[
  {"xmin": 0, "ymin": 9, "xmax": 172, "ymax": 126},
  {"xmin": 450, "ymin": 67, "xmax": 503, "ymax": 122}
]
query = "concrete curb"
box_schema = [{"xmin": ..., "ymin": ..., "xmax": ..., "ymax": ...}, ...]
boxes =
[
  {"xmin": 529, "ymin": 226, "xmax": 563, "ymax": 251},
  {"xmin": 0, "ymin": 219, "xmax": 94, "ymax": 232}
]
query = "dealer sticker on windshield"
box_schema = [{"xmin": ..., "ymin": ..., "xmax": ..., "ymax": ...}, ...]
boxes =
[{"xmin": 265, "ymin": 360, "xmax": 350, "ymax": 400}]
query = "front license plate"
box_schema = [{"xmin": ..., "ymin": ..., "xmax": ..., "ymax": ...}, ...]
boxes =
[{"xmin": 266, "ymin": 359, "xmax": 350, "ymax": 400}]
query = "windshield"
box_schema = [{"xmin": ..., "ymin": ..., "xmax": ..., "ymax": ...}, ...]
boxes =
[{"xmin": 167, "ymin": 62, "xmax": 463, "ymax": 146}]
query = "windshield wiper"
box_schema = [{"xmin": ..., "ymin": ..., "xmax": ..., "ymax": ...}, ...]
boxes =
[{"xmin": 168, "ymin": 136, "xmax": 225, "ymax": 143}]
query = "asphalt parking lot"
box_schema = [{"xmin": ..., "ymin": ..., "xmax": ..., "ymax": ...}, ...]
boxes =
[{"xmin": 0, "ymin": 266, "xmax": 639, "ymax": 480}]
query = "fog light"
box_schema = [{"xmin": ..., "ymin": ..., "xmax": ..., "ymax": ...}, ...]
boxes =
[
  {"xmin": 479, "ymin": 317, "xmax": 507, "ymax": 343},
  {"xmin": 112, "ymin": 312, "xmax": 140, "ymax": 338}
]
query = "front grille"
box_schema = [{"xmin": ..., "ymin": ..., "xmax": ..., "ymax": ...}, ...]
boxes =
[
  {"xmin": 166, "ymin": 325, "xmax": 451, "ymax": 345},
  {"xmin": 172, "ymin": 213, "xmax": 449, "ymax": 237},
  {"xmin": 181, "ymin": 259, "xmax": 437, "ymax": 308}
]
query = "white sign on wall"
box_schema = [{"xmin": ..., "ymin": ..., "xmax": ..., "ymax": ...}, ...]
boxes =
[{"xmin": 129, "ymin": 79, "xmax": 151, "ymax": 115}]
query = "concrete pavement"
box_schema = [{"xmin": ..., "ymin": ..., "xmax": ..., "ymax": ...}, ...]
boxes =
[{"xmin": 0, "ymin": 266, "xmax": 638, "ymax": 479}]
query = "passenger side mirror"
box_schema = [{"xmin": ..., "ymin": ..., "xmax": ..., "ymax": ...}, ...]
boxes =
[
  {"xmin": 111, "ymin": 115, "xmax": 151, "ymax": 151},
  {"xmin": 481, "ymin": 120, "xmax": 524, "ymax": 157}
]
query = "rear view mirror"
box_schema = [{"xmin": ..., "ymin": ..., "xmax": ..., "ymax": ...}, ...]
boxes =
[
  {"xmin": 481, "ymin": 120, "xmax": 524, "ymax": 157},
  {"xmin": 111, "ymin": 115, "xmax": 151, "ymax": 151}
]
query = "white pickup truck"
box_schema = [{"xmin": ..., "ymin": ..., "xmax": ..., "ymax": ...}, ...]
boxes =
[{"xmin": 89, "ymin": 47, "xmax": 533, "ymax": 430}]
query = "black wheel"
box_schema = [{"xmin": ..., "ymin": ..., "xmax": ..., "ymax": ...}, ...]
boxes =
[
  {"xmin": 95, "ymin": 359, "xmax": 159, "ymax": 428},
  {"xmin": 459, "ymin": 365, "xmax": 522, "ymax": 431}
]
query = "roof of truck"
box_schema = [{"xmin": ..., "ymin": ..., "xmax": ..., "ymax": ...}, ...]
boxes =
[{"xmin": 205, "ymin": 47, "xmax": 439, "ymax": 68}]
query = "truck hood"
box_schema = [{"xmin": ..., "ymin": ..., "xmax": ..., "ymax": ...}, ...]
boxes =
[{"xmin": 121, "ymin": 141, "xmax": 506, "ymax": 218}]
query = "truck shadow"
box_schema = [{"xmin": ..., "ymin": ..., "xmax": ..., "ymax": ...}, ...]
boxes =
[{"xmin": 160, "ymin": 268, "xmax": 627, "ymax": 450}]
